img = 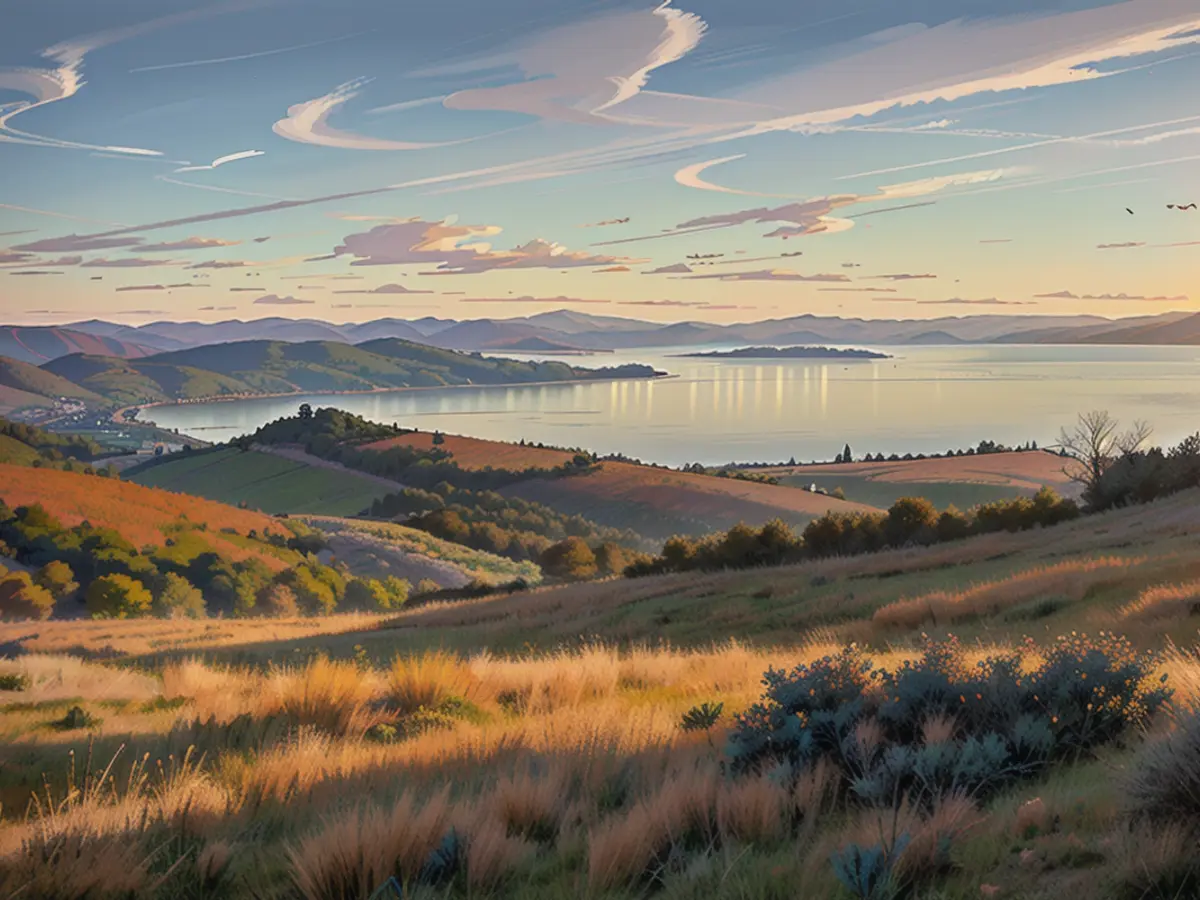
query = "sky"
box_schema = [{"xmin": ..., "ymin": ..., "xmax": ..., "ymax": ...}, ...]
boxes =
[{"xmin": 1, "ymin": 0, "xmax": 1199, "ymax": 327}]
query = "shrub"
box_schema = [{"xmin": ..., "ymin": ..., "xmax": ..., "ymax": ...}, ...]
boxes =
[
  {"xmin": 0, "ymin": 572, "xmax": 55, "ymax": 620},
  {"xmin": 344, "ymin": 577, "xmax": 392, "ymax": 612},
  {"xmin": 153, "ymin": 573, "xmax": 206, "ymax": 619},
  {"xmin": 0, "ymin": 672, "xmax": 30, "ymax": 691},
  {"xmin": 885, "ymin": 497, "xmax": 938, "ymax": 547},
  {"xmin": 257, "ymin": 583, "xmax": 299, "ymax": 618},
  {"xmin": 727, "ymin": 635, "xmax": 1169, "ymax": 809},
  {"xmin": 34, "ymin": 560, "xmax": 77, "ymax": 598},
  {"xmin": 539, "ymin": 536, "xmax": 598, "ymax": 581},
  {"xmin": 85, "ymin": 573, "xmax": 153, "ymax": 619}
]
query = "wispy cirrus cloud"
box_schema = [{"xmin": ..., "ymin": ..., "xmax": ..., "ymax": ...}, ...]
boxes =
[
  {"xmin": 0, "ymin": 1, "xmax": 252, "ymax": 156},
  {"xmin": 253, "ymin": 294, "xmax": 313, "ymax": 305},
  {"xmin": 869, "ymin": 273, "xmax": 938, "ymax": 281},
  {"xmin": 1035, "ymin": 290, "xmax": 1187, "ymax": 301},
  {"xmin": 917, "ymin": 297, "xmax": 1030, "ymax": 306},
  {"xmin": 682, "ymin": 268, "xmax": 851, "ymax": 283},
  {"xmin": 659, "ymin": 159, "xmax": 1018, "ymax": 241},
  {"xmin": 581, "ymin": 217, "xmax": 632, "ymax": 228},
  {"xmin": 420, "ymin": 3, "xmax": 706, "ymax": 126},
  {"xmin": 13, "ymin": 234, "xmax": 142, "ymax": 253},
  {"xmin": 274, "ymin": 78, "xmax": 488, "ymax": 151},
  {"xmin": 115, "ymin": 283, "xmax": 208, "ymax": 292},
  {"xmin": 174, "ymin": 151, "xmax": 264, "ymax": 174},
  {"xmin": 138, "ymin": 237, "xmax": 240, "ymax": 253},
  {"xmin": 333, "ymin": 283, "xmax": 433, "ymax": 295},
  {"xmin": 81, "ymin": 257, "xmax": 182, "ymax": 268}
]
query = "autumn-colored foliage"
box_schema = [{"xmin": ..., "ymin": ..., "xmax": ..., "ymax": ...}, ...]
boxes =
[{"xmin": 0, "ymin": 464, "xmax": 290, "ymax": 568}]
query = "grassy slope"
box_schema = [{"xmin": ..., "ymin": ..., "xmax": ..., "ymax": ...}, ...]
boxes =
[
  {"xmin": 127, "ymin": 447, "xmax": 393, "ymax": 516},
  {"xmin": 299, "ymin": 516, "xmax": 541, "ymax": 588},
  {"xmin": 0, "ymin": 356, "xmax": 105, "ymax": 404},
  {"xmin": 0, "ymin": 463, "xmax": 297, "ymax": 569},
  {"xmin": 762, "ymin": 450, "xmax": 1076, "ymax": 491},
  {"xmin": 363, "ymin": 430, "xmax": 879, "ymax": 540},
  {"xmin": 761, "ymin": 451, "xmax": 1079, "ymax": 510},
  {"xmin": 362, "ymin": 431, "xmax": 578, "ymax": 470},
  {"xmin": 0, "ymin": 492, "xmax": 1198, "ymax": 900},
  {"xmin": 0, "ymin": 435, "xmax": 40, "ymax": 466}
]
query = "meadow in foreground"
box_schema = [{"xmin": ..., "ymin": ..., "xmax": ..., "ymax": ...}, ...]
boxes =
[{"xmin": 4, "ymin": 489, "xmax": 1200, "ymax": 898}]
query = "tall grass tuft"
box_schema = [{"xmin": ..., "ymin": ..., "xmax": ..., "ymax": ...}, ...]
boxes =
[
  {"xmin": 289, "ymin": 787, "xmax": 453, "ymax": 900},
  {"xmin": 1121, "ymin": 580, "xmax": 1200, "ymax": 623}
]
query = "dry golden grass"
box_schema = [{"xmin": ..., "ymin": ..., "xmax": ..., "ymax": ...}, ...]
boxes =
[
  {"xmin": 2, "ymin": 489, "xmax": 1200, "ymax": 898},
  {"xmin": 387, "ymin": 650, "xmax": 483, "ymax": 715},
  {"xmin": 873, "ymin": 556, "xmax": 1143, "ymax": 630},
  {"xmin": 0, "ymin": 613, "xmax": 388, "ymax": 658},
  {"xmin": 1120, "ymin": 579, "xmax": 1200, "ymax": 623},
  {"xmin": 762, "ymin": 450, "xmax": 1076, "ymax": 492},
  {"xmin": 0, "ymin": 654, "xmax": 160, "ymax": 704},
  {"xmin": 289, "ymin": 787, "xmax": 453, "ymax": 900},
  {"xmin": 362, "ymin": 430, "xmax": 578, "ymax": 470}
]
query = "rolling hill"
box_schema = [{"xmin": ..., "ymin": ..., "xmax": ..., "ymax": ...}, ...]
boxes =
[
  {"xmin": 127, "ymin": 446, "xmax": 394, "ymax": 517},
  {"xmin": 364, "ymin": 430, "xmax": 879, "ymax": 540},
  {"xmin": 37, "ymin": 340, "xmax": 662, "ymax": 406},
  {"xmin": 0, "ymin": 356, "xmax": 105, "ymax": 404},
  {"xmin": 0, "ymin": 463, "xmax": 296, "ymax": 568},
  {"xmin": 760, "ymin": 450, "xmax": 1078, "ymax": 509},
  {"xmin": 0, "ymin": 326, "xmax": 160, "ymax": 364}
]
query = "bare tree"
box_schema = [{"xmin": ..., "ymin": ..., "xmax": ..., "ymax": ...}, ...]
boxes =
[{"xmin": 1057, "ymin": 410, "xmax": 1152, "ymax": 493}]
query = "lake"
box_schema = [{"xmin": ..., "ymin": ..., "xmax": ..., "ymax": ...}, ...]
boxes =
[{"xmin": 145, "ymin": 345, "xmax": 1200, "ymax": 467}]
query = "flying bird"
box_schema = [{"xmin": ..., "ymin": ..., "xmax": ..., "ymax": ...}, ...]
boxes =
[
  {"xmin": 1169, "ymin": 203, "xmax": 1197, "ymax": 210},
  {"xmin": 174, "ymin": 150, "xmax": 265, "ymax": 173},
  {"xmin": 1126, "ymin": 208, "xmax": 1134, "ymax": 215}
]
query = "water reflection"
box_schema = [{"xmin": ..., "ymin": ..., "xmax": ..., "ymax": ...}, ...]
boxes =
[{"xmin": 147, "ymin": 346, "xmax": 1200, "ymax": 468}]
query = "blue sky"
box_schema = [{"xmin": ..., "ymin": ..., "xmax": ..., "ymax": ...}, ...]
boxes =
[{"xmin": 1, "ymin": 0, "xmax": 1199, "ymax": 325}]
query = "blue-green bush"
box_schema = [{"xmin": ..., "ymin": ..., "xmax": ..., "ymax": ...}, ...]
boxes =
[{"xmin": 727, "ymin": 634, "xmax": 1170, "ymax": 807}]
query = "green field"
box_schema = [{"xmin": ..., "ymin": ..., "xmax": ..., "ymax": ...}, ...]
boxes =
[
  {"xmin": 777, "ymin": 472, "xmax": 1029, "ymax": 510},
  {"xmin": 126, "ymin": 447, "xmax": 392, "ymax": 516}
]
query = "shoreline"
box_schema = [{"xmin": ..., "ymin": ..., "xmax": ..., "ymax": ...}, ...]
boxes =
[{"xmin": 113, "ymin": 371, "xmax": 675, "ymax": 428}]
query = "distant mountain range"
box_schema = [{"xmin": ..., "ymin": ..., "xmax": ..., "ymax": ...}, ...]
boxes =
[{"xmin": 2, "ymin": 310, "xmax": 1199, "ymax": 365}]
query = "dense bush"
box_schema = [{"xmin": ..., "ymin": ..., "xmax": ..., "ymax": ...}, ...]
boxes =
[
  {"xmin": 86, "ymin": 573, "xmax": 154, "ymax": 619},
  {"xmin": 0, "ymin": 497, "xmax": 351, "ymax": 620},
  {"xmin": 33, "ymin": 560, "xmax": 77, "ymax": 598},
  {"xmin": 344, "ymin": 576, "xmax": 410, "ymax": 611},
  {"xmin": 633, "ymin": 489, "xmax": 1080, "ymax": 577},
  {"xmin": 153, "ymin": 573, "xmax": 206, "ymax": 619},
  {"xmin": 727, "ymin": 634, "xmax": 1170, "ymax": 808},
  {"xmin": 1087, "ymin": 433, "xmax": 1200, "ymax": 512},
  {"xmin": 538, "ymin": 537, "xmax": 598, "ymax": 581},
  {"xmin": 0, "ymin": 572, "xmax": 55, "ymax": 620},
  {"xmin": 372, "ymin": 484, "xmax": 641, "ymax": 557}
]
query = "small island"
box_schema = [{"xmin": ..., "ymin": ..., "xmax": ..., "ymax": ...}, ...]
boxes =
[{"xmin": 677, "ymin": 346, "xmax": 892, "ymax": 360}]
